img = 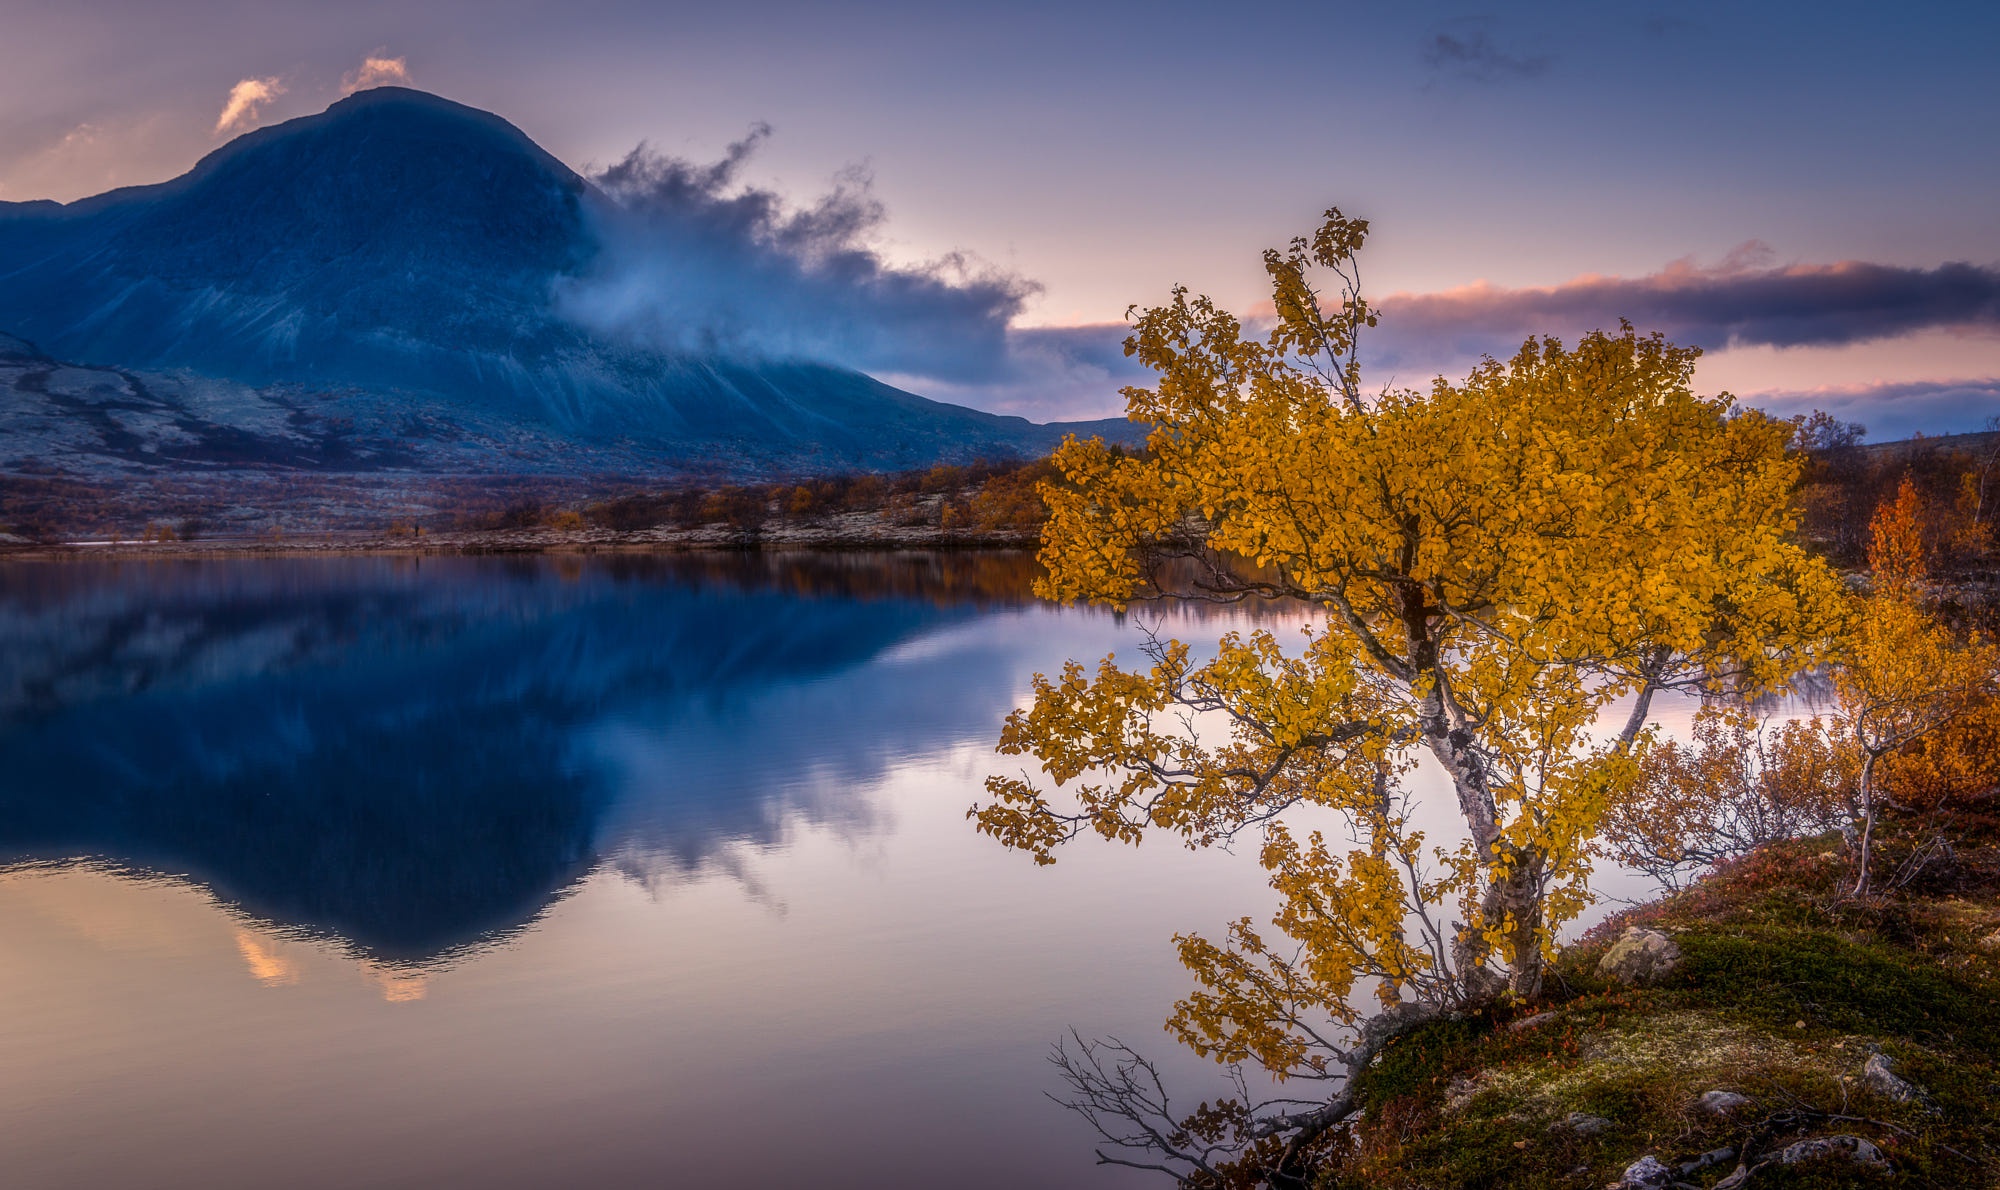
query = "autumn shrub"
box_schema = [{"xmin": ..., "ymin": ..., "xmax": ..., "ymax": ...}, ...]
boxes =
[
  {"xmin": 1603, "ymin": 707, "xmax": 1855, "ymax": 890},
  {"xmin": 938, "ymin": 497, "xmax": 974, "ymax": 531},
  {"xmin": 1878, "ymin": 697, "xmax": 2000, "ymax": 811},
  {"xmin": 1611, "ymin": 478, "xmax": 2000, "ymax": 898},
  {"xmin": 841, "ymin": 474, "xmax": 886, "ymax": 510},
  {"xmin": 490, "ymin": 501, "xmax": 546, "ymax": 529},
  {"xmin": 1795, "ymin": 425, "xmax": 2000, "ymax": 573},
  {"xmin": 708, "ymin": 486, "xmax": 771, "ymax": 531},
  {"xmin": 970, "ymin": 458, "xmax": 1055, "ymax": 529},
  {"xmin": 1840, "ymin": 483, "xmax": 2000, "ymax": 891}
]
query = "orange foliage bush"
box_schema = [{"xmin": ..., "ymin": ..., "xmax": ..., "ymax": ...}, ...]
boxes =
[{"xmin": 1603, "ymin": 707, "xmax": 1855, "ymax": 889}]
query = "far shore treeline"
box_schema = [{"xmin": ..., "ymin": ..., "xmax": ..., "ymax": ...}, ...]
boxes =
[{"xmin": 7, "ymin": 421, "xmax": 1999, "ymax": 581}]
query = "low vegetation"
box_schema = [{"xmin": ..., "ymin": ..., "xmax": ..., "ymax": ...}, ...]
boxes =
[
  {"xmin": 0, "ymin": 457, "xmax": 1071, "ymax": 545},
  {"xmin": 1795, "ymin": 415, "xmax": 2000, "ymax": 581},
  {"xmin": 1321, "ymin": 804, "xmax": 2000, "ymax": 1189},
  {"xmin": 559, "ymin": 458, "xmax": 1061, "ymax": 537}
]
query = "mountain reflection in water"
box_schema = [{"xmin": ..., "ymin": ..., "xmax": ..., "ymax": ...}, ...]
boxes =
[
  {"xmin": 0, "ymin": 552, "xmax": 1039, "ymax": 959},
  {"xmin": 0, "ymin": 552, "xmax": 1315, "ymax": 1190}
]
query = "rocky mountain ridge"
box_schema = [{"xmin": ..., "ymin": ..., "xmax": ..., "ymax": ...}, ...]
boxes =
[{"xmin": 0, "ymin": 88, "xmax": 1139, "ymax": 500}]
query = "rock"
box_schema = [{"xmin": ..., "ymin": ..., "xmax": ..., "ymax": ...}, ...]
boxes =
[
  {"xmin": 1509, "ymin": 1011, "xmax": 1558, "ymax": 1032},
  {"xmin": 1978, "ymin": 927, "xmax": 2000, "ymax": 952},
  {"xmin": 1552, "ymin": 1111, "xmax": 1612, "ymax": 1137},
  {"xmin": 1442, "ymin": 1073, "xmax": 1484, "ymax": 1112},
  {"xmin": 1597, "ymin": 927, "xmax": 1683, "ymax": 986},
  {"xmin": 1616, "ymin": 1154, "xmax": 1674, "ymax": 1188},
  {"xmin": 1777, "ymin": 1134, "xmax": 1889, "ymax": 1171},
  {"xmin": 1697, "ymin": 1089, "xmax": 1753, "ymax": 1115},
  {"xmin": 1863, "ymin": 1051, "xmax": 1937, "ymax": 1112}
]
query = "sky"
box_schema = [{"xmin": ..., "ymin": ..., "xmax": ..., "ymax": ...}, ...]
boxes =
[{"xmin": 3, "ymin": 0, "xmax": 1997, "ymax": 436}]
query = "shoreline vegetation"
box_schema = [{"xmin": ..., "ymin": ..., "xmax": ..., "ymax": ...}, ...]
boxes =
[
  {"xmin": 6, "ymin": 427, "xmax": 1999, "ymax": 576},
  {"xmin": 0, "ymin": 518, "xmax": 1043, "ymax": 561},
  {"xmin": 1311, "ymin": 804, "xmax": 2000, "ymax": 1189},
  {"xmin": 0, "ymin": 457, "xmax": 1061, "ymax": 559}
]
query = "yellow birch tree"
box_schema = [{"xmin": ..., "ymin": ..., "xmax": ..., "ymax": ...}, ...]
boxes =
[{"xmin": 969, "ymin": 209, "xmax": 1845, "ymax": 1177}]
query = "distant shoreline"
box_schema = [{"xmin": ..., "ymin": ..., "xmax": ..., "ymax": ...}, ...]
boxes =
[{"xmin": 0, "ymin": 519, "xmax": 1042, "ymax": 562}]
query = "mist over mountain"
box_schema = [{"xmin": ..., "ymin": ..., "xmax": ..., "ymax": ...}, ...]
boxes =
[{"xmin": 0, "ymin": 88, "xmax": 1138, "ymax": 489}]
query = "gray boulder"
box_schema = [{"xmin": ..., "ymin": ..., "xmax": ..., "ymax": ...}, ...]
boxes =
[
  {"xmin": 1697, "ymin": 1089, "xmax": 1753, "ymax": 1115},
  {"xmin": 1552, "ymin": 1111, "xmax": 1612, "ymax": 1137},
  {"xmin": 1616, "ymin": 1154, "xmax": 1673, "ymax": 1189},
  {"xmin": 1777, "ymin": 1134, "xmax": 1889, "ymax": 1171},
  {"xmin": 1597, "ymin": 927, "xmax": 1683, "ymax": 986},
  {"xmin": 1863, "ymin": 1051, "xmax": 1938, "ymax": 1112}
]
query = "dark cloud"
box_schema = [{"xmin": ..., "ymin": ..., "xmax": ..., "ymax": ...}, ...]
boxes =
[
  {"xmin": 554, "ymin": 130, "xmax": 2000, "ymax": 428},
  {"xmin": 889, "ymin": 323, "xmax": 1151, "ymax": 421},
  {"xmin": 1020, "ymin": 256, "xmax": 2000, "ymax": 438},
  {"xmin": 1422, "ymin": 30, "xmax": 1553, "ymax": 82},
  {"xmin": 1363, "ymin": 245, "xmax": 2000, "ymax": 371},
  {"xmin": 556, "ymin": 127, "xmax": 1039, "ymax": 385}
]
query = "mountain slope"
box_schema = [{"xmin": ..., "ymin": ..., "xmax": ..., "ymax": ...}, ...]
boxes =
[{"xmin": 0, "ymin": 88, "xmax": 1137, "ymax": 477}]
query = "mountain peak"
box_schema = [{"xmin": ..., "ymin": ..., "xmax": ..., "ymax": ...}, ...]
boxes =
[
  {"xmin": 0, "ymin": 85, "xmax": 595, "ymax": 373},
  {"xmin": 215, "ymin": 86, "xmax": 579, "ymax": 183}
]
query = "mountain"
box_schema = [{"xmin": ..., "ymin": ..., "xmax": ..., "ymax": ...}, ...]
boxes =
[{"xmin": 0, "ymin": 88, "xmax": 1137, "ymax": 491}]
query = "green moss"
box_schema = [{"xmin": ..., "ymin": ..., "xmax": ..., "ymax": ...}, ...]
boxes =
[
  {"xmin": 1671, "ymin": 929, "xmax": 2000, "ymax": 1053},
  {"xmin": 1348, "ymin": 1017, "xmax": 1484, "ymax": 1112}
]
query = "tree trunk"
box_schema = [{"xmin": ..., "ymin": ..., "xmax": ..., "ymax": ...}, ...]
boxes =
[
  {"xmin": 1484, "ymin": 845, "xmax": 1546, "ymax": 998},
  {"xmin": 1853, "ymin": 750, "xmax": 1878, "ymax": 897},
  {"xmin": 1420, "ymin": 717, "xmax": 1548, "ymax": 999}
]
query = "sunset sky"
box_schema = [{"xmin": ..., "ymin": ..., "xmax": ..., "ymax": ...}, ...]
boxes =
[{"xmin": 4, "ymin": 0, "xmax": 1996, "ymax": 435}]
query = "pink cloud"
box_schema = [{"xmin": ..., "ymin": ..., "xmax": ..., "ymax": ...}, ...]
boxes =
[
  {"xmin": 215, "ymin": 76, "xmax": 286, "ymax": 135},
  {"xmin": 342, "ymin": 54, "xmax": 411, "ymax": 95}
]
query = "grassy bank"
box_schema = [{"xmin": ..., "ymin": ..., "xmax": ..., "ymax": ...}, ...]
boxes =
[{"xmin": 1311, "ymin": 809, "xmax": 2000, "ymax": 1188}]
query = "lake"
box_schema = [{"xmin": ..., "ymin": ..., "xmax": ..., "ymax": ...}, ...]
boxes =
[{"xmin": 0, "ymin": 552, "xmax": 1670, "ymax": 1189}]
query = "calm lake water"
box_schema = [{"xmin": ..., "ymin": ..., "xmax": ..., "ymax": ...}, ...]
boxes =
[
  {"xmin": 0, "ymin": 552, "xmax": 1674, "ymax": 1189},
  {"xmin": 0, "ymin": 552, "xmax": 1320, "ymax": 1189}
]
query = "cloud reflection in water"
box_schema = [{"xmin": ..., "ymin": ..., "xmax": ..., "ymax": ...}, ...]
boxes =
[{"xmin": 0, "ymin": 552, "xmax": 1045, "ymax": 961}]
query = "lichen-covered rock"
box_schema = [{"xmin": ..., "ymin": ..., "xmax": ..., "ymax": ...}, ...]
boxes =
[
  {"xmin": 1551, "ymin": 1111, "xmax": 1611, "ymax": 1136},
  {"xmin": 1441, "ymin": 1072, "xmax": 1488, "ymax": 1112},
  {"xmin": 1777, "ymin": 1134, "xmax": 1889, "ymax": 1171},
  {"xmin": 1597, "ymin": 927, "xmax": 1683, "ymax": 986},
  {"xmin": 1863, "ymin": 1051, "xmax": 1937, "ymax": 1112},
  {"xmin": 1508, "ymin": 1011, "xmax": 1557, "ymax": 1032},
  {"xmin": 1696, "ymin": 1089, "xmax": 1753, "ymax": 1115},
  {"xmin": 1616, "ymin": 1154, "xmax": 1673, "ymax": 1188}
]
